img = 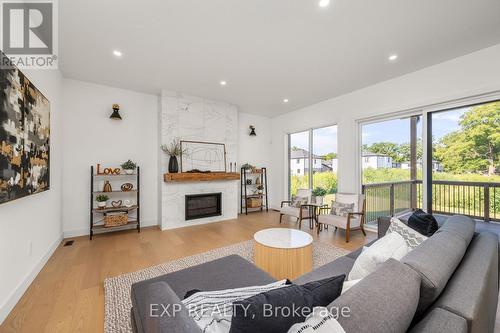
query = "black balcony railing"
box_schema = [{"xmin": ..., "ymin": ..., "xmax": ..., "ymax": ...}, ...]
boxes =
[{"xmin": 362, "ymin": 180, "xmax": 500, "ymax": 223}]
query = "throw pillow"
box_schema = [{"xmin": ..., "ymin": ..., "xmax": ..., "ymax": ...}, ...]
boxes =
[
  {"xmin": 386, "ymin": 217, "xmax": 428, "ymax": 249},
  {"xmin": 348, "ymin": 232, "xmax": 409, "ymax": 280},
  {"xmin": 330, "ymin": 201, "xmax": 354, "ymax": 217},
  {"xmin": 292, "ymin": 196, "xmax": 308, "ymax": 208},
  {"xmin": 287, "ymin": 307, "xmax": 346, "ymax": 333},
  {"xmin": 341, "ymin": 279, "xmax": 361, "ymax": 294},
  {"xmin": 230, "ymin": 275, "xmax": 345, "ymax": 333},
  {"xmin": 408, "ymin": 209, "xmax": 439, "ymax": 236},
  {"xmin": 182, "ymin": 279, "xmax": 289, "ymax": 333}
]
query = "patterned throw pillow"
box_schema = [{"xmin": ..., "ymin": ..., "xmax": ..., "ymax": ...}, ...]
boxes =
[
  {"xmin": 292, "ymin": 196, "xmax": 308, "ymax": 208},
  {"xmin": 386, "ymin": 217, "xmax": 428, "ymax": 249},
  {"xmin": 330, "ymin": 201, "xmax": 354, "ymax": 217}
]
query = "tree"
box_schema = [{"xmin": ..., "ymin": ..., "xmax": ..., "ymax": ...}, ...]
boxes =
[
  {"xmin": 323, "ymin": 152, "xmax": 337, "ymax": 160},
  {"xmin": 435, "ymin": 102, "xmax": 500, "ymax": 175}
]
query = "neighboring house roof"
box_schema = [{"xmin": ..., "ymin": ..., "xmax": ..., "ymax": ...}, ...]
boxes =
[
  {"xmin": 362, "ymin": 151, "xmax": 391, "ymax": 157},
  {"xmin": 290, "ymin": 148, "xmax": 321, "ymax": 159}
]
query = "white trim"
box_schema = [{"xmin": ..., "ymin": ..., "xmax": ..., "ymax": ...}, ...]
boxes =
[{"xmin": 0, "ymin": 234, "xmax": 62, "ymax": 325}]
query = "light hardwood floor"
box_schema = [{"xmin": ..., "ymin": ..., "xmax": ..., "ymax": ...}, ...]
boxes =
[{"xmin": 0, "ymin": 211, "xmax": 375, "ymax": 332}]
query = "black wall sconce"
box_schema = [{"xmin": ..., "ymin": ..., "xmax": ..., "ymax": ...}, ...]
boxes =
[
  {"xmin": 110, "ymin": 103, "xmax": 122, "ymax": 120},
  {"xmin": 249, "ymin": 125, "xmax": 256, "ymax": 136}
]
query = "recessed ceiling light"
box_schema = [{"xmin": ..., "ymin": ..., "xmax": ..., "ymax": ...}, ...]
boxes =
[
  {"xmin": 283, "ymin": 99, "xmax": 289, "ymax": 103},
  {"xmin": 113, "ymin": 50, "xmax": 122, "ymax": 57},
  {"xmin": 220, "ymin": 80, "xmax": 227, "ymax": 86},
  {"xmin": 388, "ymin": 54, "xmax": 398, "ymax": 61},
  {"xmin": 318, "ymin": 0, "xmax": 330, "ymax": 8}
]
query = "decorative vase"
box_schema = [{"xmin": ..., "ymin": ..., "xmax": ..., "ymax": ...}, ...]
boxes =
[
  {"xmin": 168, "ymin": 156, "xmax": 179, "ymax": 173},
  {"xmin": 97, "ymin": 201, "xmax": 107, "ymax": 208},
  {"xmin": 124, "ymin": 169, "xmax": 134, "ymax": 175},
  {"xmin": 103, "ymin": 181, "xmax": 112, "ymax": 192}
]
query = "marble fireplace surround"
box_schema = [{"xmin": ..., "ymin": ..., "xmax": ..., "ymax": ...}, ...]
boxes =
[{"xmin": 160, "ymin": 91, "xmax": 239, "ymax": 230}]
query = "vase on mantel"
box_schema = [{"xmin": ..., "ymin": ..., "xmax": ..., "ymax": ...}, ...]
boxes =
[{"xmin": 168, "ymin": 156, "xmax": 179, "ymax": 173}]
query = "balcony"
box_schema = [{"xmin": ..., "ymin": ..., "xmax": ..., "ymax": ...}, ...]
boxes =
[{"xmin": 362, "ymin": 180, "xmax": 500, "ymax": 224}]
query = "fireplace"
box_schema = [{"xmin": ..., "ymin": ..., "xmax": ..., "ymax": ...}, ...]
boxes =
[{"xmin": 185, "ymin": 193, "xmax": 222, "ymax": 220}]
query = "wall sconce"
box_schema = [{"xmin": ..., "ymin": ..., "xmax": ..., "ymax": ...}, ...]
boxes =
[
  {"xmin": 249, "ymin": 125, "xmax": 256, "ymax": 136},
  {"xmin": 110, "ymin": 103, "xmax": 122, "ymax": 120}
]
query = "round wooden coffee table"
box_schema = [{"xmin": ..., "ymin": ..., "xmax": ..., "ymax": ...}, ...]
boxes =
[{"xmin": 254, "ymin": 228, "xmax": 313, "ymax": 280}]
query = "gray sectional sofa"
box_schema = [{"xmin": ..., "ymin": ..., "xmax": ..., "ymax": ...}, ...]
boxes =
[{"xmin": 131, "ymin": 215, "xmax": 499, "ymax": 333}]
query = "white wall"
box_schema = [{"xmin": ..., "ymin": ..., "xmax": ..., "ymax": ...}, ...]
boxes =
[
  {"xmin": 0, "ymin": 69, "xmax": 63, "ymax": 323},
  {"xmin": 61, "ymin": 79, "xmax": 159, "ymax": 236},
  {"xmin": 269, "ymin": 44, "xmax": 500, "ymax": 209},
  {"xmin": 238, "ymin": 112, "xmax": 272, "ymax": 169}
]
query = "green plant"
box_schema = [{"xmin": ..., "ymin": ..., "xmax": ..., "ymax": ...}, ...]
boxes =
[
  {"xmin": 241, "ymin": 163, "xmax": 255, "ymax": 170},
  {"xmin": 256, "ymin": 184, "xmax": 264, "ymax": 191},
  {"xmin": 120, "ymin": 159, "xmax": 137, "ymax": 170},
  {"xmin": 312, "ymin": 187, "xmax": 327, "ymax": 197},
  {"xmin": 96, "ymin": 194, "xmax": 109, "ymax": 202},
  {"xmin": 161, "ymin": 138, "xmax": 186, "ymax": 157}
]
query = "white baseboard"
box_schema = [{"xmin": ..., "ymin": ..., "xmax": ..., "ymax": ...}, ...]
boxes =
[
  {"xmin": 63, "ymin": 220, "xmax": 159, "ymax": 238},
  {"xmin": 0, "ymin": 234, "xmax": 62, "ymax": 325}
]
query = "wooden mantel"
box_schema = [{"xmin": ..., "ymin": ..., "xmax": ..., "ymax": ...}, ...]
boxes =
[{"xmin": 164, "ymin": 172, "xmax": 240, "ymax": 183}]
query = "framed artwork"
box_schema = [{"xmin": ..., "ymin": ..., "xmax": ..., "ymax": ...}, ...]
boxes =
[
  {"xmin": 180, "ymin": 140, "xmax": 226, "ymax": 172},
  {"xmin": 0, "ymin": 52, "xmax": 50, "ymax": 204}
]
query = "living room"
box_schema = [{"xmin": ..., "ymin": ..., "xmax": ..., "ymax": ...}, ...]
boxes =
[{"xmin": 1, "ymin": 1, "xmax": 500, "ymax": 332}]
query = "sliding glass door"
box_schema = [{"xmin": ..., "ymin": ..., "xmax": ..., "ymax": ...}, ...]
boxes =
[
  {"xmin": 429, "ymin": 100, "xmax": 499, "ymax": 221},
  {"xmin": 288, "ymin": 125, "xmax": 338, "ymax": 204},
  {"xmin": 360, "ymin": 115, "xmax": 423, "ymax": 223}
]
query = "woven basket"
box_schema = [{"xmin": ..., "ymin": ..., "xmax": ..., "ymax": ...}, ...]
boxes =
[
  {"xmin": 104, "ymin": 213, "xmax": 128, "ymax": 227},
  {"xmin": 246, "ymin": 197, "xmax": 262, "ymax": 208}
]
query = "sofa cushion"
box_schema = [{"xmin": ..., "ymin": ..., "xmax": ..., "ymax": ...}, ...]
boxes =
[
  {"xmin": 409, "ymin": 308, "xmax": 467, "ymax": 333},
  {"xmin": 435, "ymin": 215, "xmax": 475, "ymax": 245},
  {"xmin": 346, "ymin": 239, "xmax": 377, "ymax": 260},
  {"xmin": 386, "ymin": 217, "xmax": 428, "ymax": 249},
  {"xmin": 288, "ymin": 307, "xmax": 346, "ymax": 333},
  {"xmin": 230, "ymin": 276, "xmax": 345, "ymax": 333},
  {"xmin": 132, "ymin": 255, "xmax": 276, "ymax": 300},
  {"xmin": 408, "ymin": 209, "xmax": 439, "ymax": 236},
  {"xmin": 131, "ymin": 281, "xmax": 201, "ymax": 333},
  {"xmin": 330, "ymin": 259, "xmax": 421, "ymax": 333},
  {"xmin": 431, "ymin": 231, "xmax": 499, "ymax": 333},
  {"xmin": 348, "ymin": 232, "xmax": 410, "ymax": 280},
  {"xmin": 294, "ymin": 256, "xmax": 355, "ymax": 285},
  {"xmin": 401, "ymin": 230, "xmax": 468, "ymax": 316},
  {"xmin": 182, "ymin": 279, "xmax": 289, "ymax": 333}
]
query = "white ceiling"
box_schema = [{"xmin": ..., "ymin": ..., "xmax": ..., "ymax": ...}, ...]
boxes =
[{"xmin": 59, "ymin": 0, "xmax": 500, "ymax": 116}]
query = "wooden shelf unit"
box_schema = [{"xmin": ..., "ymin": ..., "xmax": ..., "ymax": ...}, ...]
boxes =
[
  {"xmin": 241, "ymin": 167, "xmax": 268, "ymax": 215},
  {"xmin": 90, "ymin": 166, "xmax": 140, "ymax": 239}
]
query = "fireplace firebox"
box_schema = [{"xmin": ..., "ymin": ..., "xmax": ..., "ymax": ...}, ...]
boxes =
[{"xmin": 185, "ymin": 193, "xmax": 222, "ymax": 220}]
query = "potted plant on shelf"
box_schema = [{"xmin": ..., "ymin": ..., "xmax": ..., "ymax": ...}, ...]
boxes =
[
  {"xmin": 312, "ymin": 187, "xmax": 327, "ymax": 205},
  {"xmin": 96, "ymin": 194, "xmax": 109, "ymax": 209},
  {"xmin": 241, "ymin": 163, "xmax": 255, "ymax": 173},
  {"xmin": 121, "ymin": 160, "xmax": 137, "ymax": 174},
  {"xmin": 256, "ymin": 184, "xmax": 264, "ymax": 194},
  {"xmin": 161, "ymin": 138, "xmax": 185, "ymax": 173}
]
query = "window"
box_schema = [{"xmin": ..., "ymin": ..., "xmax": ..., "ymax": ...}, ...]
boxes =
[
  {"xmin": 361, "ymin": 115, "xmax": 423, "ymax": 223},
  {"xmin": 296, "ymin": 159, "xmax": 300, "ymax": 164},
  {"xmin": 288, "ymin": 125, "xmax": 338, "ymax": 203},
  {"xmin": 297, "ymin": 169, "xmax": 300, "ymax": 174}
]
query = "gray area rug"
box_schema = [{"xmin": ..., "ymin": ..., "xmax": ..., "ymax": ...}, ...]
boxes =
[{"xmin": 104, "ymin": 240, "xmax": 349, "ymax": 333}]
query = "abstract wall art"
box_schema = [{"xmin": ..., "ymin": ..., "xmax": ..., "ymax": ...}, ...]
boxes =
[
  {"xmin": 0, "ymin": 52, "xmax": 50, "ymax": 204},
  {"xmin": 180, "ymin": 140, "xmax": 226, "ymax": 172}
]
